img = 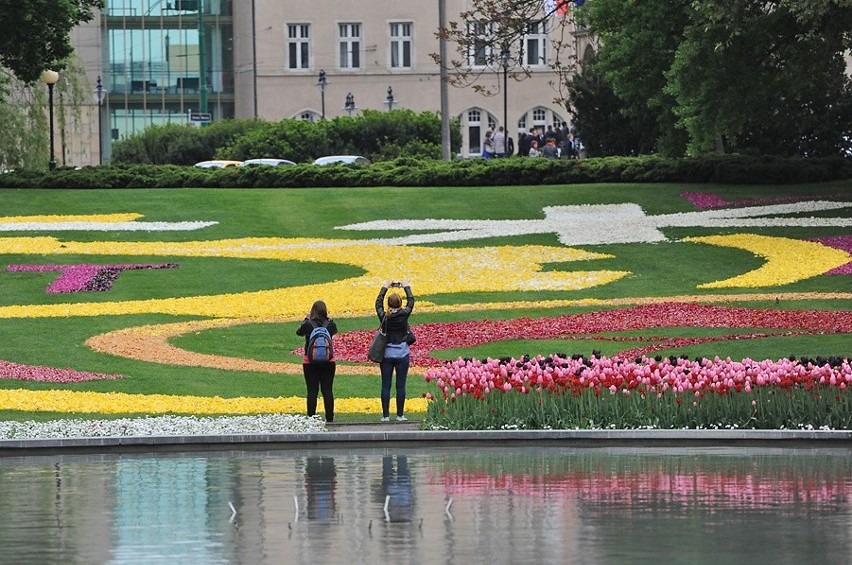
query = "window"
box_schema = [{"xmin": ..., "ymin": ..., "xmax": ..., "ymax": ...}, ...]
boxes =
[
  {"xmin": 524, "ymin": 21, "xmax": 547, "ymax": 66},
  {"xmin": 288, "ymin": 24, "xmax": 310, "ymax": 69},
  {"xmin": 467, "ymin": 110, "xmax": 482, "ymax": 154},
  {"xmin": 466, "ymin": 21, "xmax": 493, "ymax": 67},
  {"xmin": 339, "ymin": 23, "xmax": 361, "ymax": 69},
  {"xmin": 390, "ymin": 22, "xmax": 412, "ymax": 69}
]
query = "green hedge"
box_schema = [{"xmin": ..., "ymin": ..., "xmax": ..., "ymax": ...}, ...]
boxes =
[
  {"xmin": 109, "ymin": 110, "xmax": 461, "ymax": 166},
  {"xmin": 1, "ymin": 154, "xmax": 850, "ymax": 189}
]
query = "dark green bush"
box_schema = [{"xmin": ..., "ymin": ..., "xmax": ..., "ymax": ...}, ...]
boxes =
[
  {"xmin": 110, "ymin": 111, "xmax": 462, "ymax": 167},
  {"xmin": 110, "ymin": 120, "xmax": 266, "ymax": 166},
  {"xmin": 1, "ymin": 155, "xmax": 849, "ymax": 189},
  {"xmin": 218, "ymin": 109, "xmax": 461, "ymax": 164}
]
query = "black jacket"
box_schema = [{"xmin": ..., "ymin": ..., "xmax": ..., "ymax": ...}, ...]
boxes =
[
  {"xmin": 296, "ymin": 317, "xmax": 338, "ymax": 350},
  {"xmin": 375, "ymin": 286, "xmax": 414, "ymax": 344}
]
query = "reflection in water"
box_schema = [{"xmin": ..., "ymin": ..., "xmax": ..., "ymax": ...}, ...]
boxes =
[
  {"xmin": 377, "ymin": 455, "xmax": 413, "ymax": 523},
  {"xmin": 113, "ymin": 458, "xmax": 222, "ymax": 563},
  {"xmin": 304, "ymin": 456, "xmax": 337, "ymax": 523},
  {"xmin": 0, "ymin": 447, "xmax": 849, "ymax": 564}
]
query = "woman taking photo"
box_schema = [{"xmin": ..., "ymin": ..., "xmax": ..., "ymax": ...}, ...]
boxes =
[
  {"xmin": 375, "ymin": 281, "xmax": 415, "ymax": 422},
  {"xmin": 296, "ymin": 300, "xmax": 338, "ymax": 423}
]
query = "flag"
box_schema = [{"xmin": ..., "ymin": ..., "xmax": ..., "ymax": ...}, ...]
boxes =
[{"xmin": 545, "ymin": 0, "xmax": 571, "ymax": 17}]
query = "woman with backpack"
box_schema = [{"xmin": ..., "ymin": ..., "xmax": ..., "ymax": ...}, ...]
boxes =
[
  {"xmin": 375, "ymin": 281, "xmax": 415, "ymax": 422},
  {"xmin": 296, "ymin": 300, "xmax": 338, "ymax": 423}
]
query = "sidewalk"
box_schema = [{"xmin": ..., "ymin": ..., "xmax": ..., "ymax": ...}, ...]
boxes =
[{"xmin": 326, "ymin": 421, "xmax": 422, "ymax": 432}]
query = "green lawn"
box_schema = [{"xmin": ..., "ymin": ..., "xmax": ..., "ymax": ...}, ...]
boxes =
[{"xmin": 0, "ymin": 180, "xmax": 849, "ymax": 421}]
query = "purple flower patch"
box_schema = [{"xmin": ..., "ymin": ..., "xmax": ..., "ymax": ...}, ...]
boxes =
[
  {"xmin": 6, "ymin": 263, "xmax": 179, "ymax": 293},
  {"xmin": 809, "ymin": 236, "xmax": 852, "ymax": 275},
  {"xmin": 0, "ymin": 359, "xmax": 124, "ymax": 382},
  {"xmin": 681, "ymin": 191, "xmax": 843, "ymax": 209}
]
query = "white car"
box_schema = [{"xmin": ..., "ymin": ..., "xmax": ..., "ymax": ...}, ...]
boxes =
[
  {"xmin": 312, "ymin": 155, "xmax": 371, "ymax": 166},
  {"xmin": 240, "ymin": 158, "xmax": 296, "ymax": 167},
  {"xmin": 194, "ymin": 160, "xmax": 242, "ymax": 168}
]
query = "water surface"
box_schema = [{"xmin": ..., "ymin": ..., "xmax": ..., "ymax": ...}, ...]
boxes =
[{"xmin": 0, "ymin": 446, "xmax": 849, "ymax": 564}]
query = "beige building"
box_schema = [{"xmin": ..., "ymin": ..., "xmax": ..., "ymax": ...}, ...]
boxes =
[{"xmin": 63, "ymin": 1, "xmax": 588, "ymax": 165}]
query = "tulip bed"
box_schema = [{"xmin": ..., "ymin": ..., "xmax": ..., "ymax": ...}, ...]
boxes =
[{"xmin": 423, "ymin": 353, "xmax": 852, "ymax": 430}]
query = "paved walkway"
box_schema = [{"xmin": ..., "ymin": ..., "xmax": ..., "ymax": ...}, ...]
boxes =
[{"xmin": 326, "ymin": 421, "xmax": 422, "ymax": 432}]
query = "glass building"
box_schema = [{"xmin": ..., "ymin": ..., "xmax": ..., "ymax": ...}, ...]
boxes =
[{"xmin": 102, "ymin": 0, "xmax": 234, "ymax": 144}]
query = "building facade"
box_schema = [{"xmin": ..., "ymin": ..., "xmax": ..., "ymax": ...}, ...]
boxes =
[{"xmin": 69, "ymin": 0, "xmax": 589, "ymax": 164}]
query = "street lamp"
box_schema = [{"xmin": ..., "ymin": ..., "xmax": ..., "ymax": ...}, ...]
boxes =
[
  {"xmin": 41, "ymin": 70, "xmax": 59, "ymax": 171},
  {"xmin": 316, "ymin": 69, "xmax": 327, "ymax": 119},
  {"xmin": 343, "ymin": 92, "xmax": 356, "ymax": 117},
  {"xmin": 93, "ymin": 76, "xmax": 107, "ymax": 165},
  {"xmin": 384, "ymin": 85, "xmax": 395, "ymax": 111},
  {"xmin": 500, "ymin": 43, "xmax": 511, "ymax": 141}
]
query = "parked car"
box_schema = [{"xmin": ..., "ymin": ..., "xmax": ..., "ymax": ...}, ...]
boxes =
[
  {"xmin": 312, "ymin": 155, "xmax": 371, "ymax": 166},
  {"xmin": 194, "ymin": 160, "xmax": 242, "ymax": 168},
  {"xmin": 240, "ymin": 158, "xmax": 296, "ymax": 167}
]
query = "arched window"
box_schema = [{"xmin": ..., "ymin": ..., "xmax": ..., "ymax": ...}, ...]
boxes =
[
  {"xmin": 296, "ymin": 110, "xmax": 321, "ymax": 123},
  {"xmin": 460, "ymin": 107, "xmax": 498, "ymax": 157}
]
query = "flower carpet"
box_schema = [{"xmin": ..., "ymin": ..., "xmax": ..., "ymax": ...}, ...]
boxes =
[{"xmin": 0, "ymin": 187, "xmax": 849, "ymax": 430}]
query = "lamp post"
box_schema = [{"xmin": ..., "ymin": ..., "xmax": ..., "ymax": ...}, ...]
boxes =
[
  {"xmin": 385, "ymin": 85, "xmax": 395, "ymax": 111},
  {"xmin": 343, "ymin": 92, "xmax": 356, "ymax": 117},
  {"xmin": 93, "ymin": 76, "xmax": 107, "ymax": 165},
  {"xmin": 500, "ymin": 43, "xmax": 510, "ymax": 140},
  {"xmin": 41, "ymin": 70, "xmax": 59, "ymax": 171},
  {"xmin": 197, "ymin": 0, "xmax": 208, "ymax": 114},
  {"xmin": 317, "ymin": 69, "xmax": 327, "ymax": 119}
]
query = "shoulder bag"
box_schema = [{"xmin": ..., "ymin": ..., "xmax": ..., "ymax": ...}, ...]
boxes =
[{"xmin": 367, "ymin": 315, "xmax": 388, "ymax": 363}]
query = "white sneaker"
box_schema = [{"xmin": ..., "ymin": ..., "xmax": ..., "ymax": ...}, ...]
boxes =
[
  {"xmin": 380, "ymin": 417, "xmax": 390, "ymax": 422},
  {"xmin": 396, "ymin": 415, "xmax": 407, "ymax": 422}
]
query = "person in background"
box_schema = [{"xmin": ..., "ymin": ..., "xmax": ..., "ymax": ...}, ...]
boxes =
[
  {"xmin": 518, "ymin": 128, "xmax": 532, "ymax": 157},
  {"xmin": 563, "ymin": 133, "xmax": 578, "ymax": 159},
  {"xmin": 492, "ymin": 126, "xmax": 507, "ymax": 157},
  {"xmin": 528, "ymin": 139, "xmax": 540, "ymax": 157},
  {"xmin": 541, "ymin": 138, "xmax": 559, "ymax": 159},
  {"xmin": 375, "ymin": 281, "xmax": 415, "ymax": 422},
  {"xmin": 482, "ymin": 128, "xmax": 494, "ymax": 158},
  {"xmin": 296, "ymin": 300, "xmax": 338, "ymax": 423}
]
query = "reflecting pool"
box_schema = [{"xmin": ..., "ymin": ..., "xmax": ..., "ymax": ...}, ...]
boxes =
[{"xmin": 0, "ymin": 446, "xmax": 849, "ymax": 564}]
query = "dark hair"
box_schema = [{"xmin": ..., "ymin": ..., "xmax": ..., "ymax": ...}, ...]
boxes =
[
  {"xmin": 309, "ymin": 300, "xmax": 328, "ymax": 320},
  {"xmin": 387, "ymin": 293, "xmax": 402, "ymax": 308}
]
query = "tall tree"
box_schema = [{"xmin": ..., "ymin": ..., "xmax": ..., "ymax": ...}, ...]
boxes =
[
  {"xmin": 0, "ymin": 0, "xmax": 104, "ymax": 83},
  {"xmin": 665, "ymin": 0, "xmax": 852, "ymax": 156},
  {"xmin": 567, "ymin": 60, "xmax": 659, "ymax": 157}
]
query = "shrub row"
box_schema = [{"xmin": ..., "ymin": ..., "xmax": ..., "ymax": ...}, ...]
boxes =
[
  {"xmin": 1, "ymin": 154, "xmax": 850, "ymax": 189},
  {"xmin": 109, "ymin": 110, "xmax": 461, "ymax": 166}
]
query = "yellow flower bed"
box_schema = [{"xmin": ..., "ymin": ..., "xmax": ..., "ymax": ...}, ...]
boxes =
[
  {"xmin": 0, "ymin": 389, "xmax": 427, "ymax": 415},
  {"xmin": 0, "ymin": 213, "xmax": 142, "ymax": 224},
  {"xmin": 685, "ymin": 234, "xmax": 851, "ymax": 288}
]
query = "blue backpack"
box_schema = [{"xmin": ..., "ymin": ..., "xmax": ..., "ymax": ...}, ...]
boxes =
[{"xmin": 307, "ymin": 320, "xmax": 333, "ymax": 363}]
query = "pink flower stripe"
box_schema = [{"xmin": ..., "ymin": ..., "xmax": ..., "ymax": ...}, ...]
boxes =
[
  {"xmin": 681, "ymin": 191, "xmax": 842, "ymax": 209},
  {"xmin": 424, "ymin": 352, "xmax": 851, "ymax": 401},
  {"xmin": 808, "ymin": 236, "xmax": 852, "ymax": 275},
  {"xmin": 6, "ymin": 263, "xmax": 179, "ymax": 293},
  {"xmin": 0, "ymin": 360, "xmax": 125, "ymax": 382},
  {"xmin": 330, "ymin": 303, "xmax": 852, "ymax": 367},
  {"xmin": 430, "ymin": 470, "xmax": 847, "ymax": 508}
]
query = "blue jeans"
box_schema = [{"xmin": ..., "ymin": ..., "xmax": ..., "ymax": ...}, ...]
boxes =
[{"xmin": 380, "ymin": 355, "xmax": 409, "ymax": 417}]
